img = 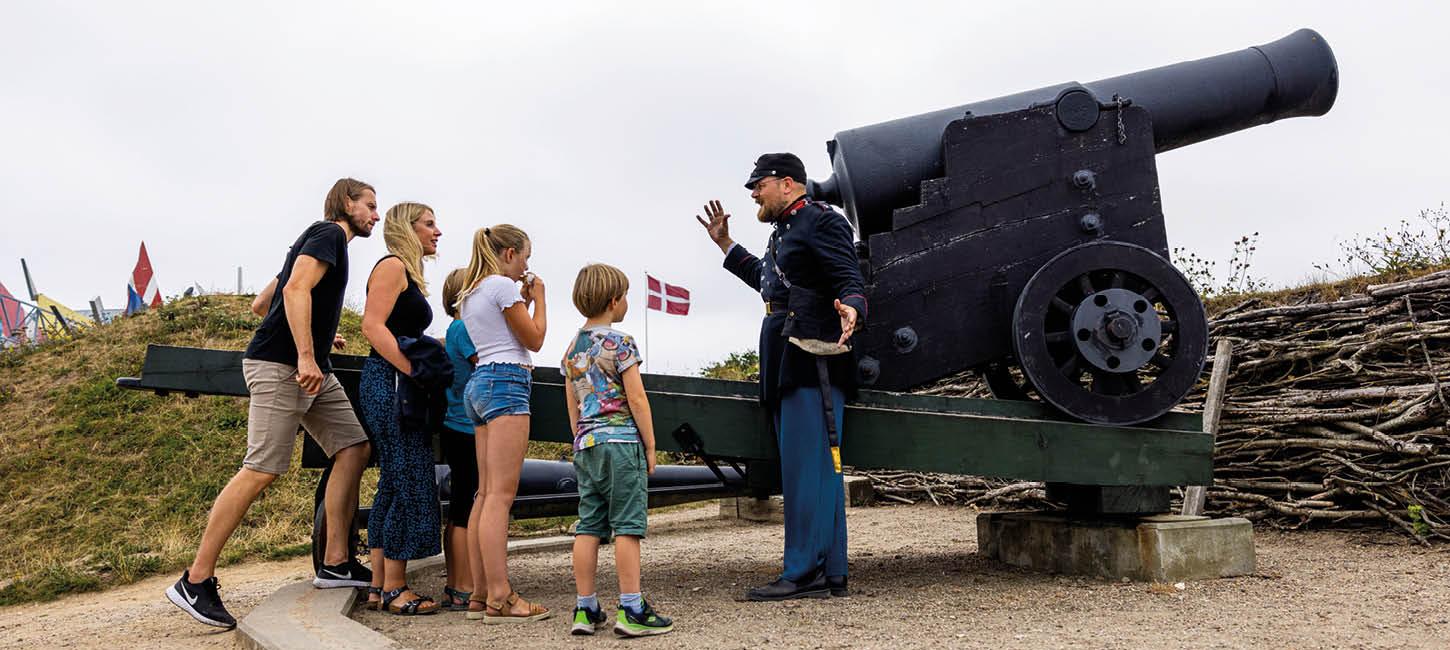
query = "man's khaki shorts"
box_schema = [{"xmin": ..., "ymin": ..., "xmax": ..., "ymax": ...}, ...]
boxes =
[{"xmin": 241, "ymin": 358, "xmax": 369, "ymax": 475}]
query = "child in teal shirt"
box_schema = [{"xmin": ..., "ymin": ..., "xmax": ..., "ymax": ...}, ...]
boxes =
[{"xmin": 561, "ymin": 263, "xmax": 673, "ymax": 637}]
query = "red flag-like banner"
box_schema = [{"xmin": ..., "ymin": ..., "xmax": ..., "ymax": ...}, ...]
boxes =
[{"xmin": 646, "ymin": 275, "xmax": 690, "ymax": 315}]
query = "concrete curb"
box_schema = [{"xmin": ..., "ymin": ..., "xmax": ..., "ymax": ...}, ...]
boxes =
[{"xmin": 237, "ymin": 535, "xmax": 574, "ymax": 650}]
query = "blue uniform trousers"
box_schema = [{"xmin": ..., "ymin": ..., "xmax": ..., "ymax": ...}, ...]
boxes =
[{"xmin": 776, "ymin": 385, "xmax": 848, "ymax": 582}]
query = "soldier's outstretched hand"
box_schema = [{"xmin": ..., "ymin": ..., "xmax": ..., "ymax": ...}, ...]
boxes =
[
  {"xmin": 696, "ymin": 200, "xmax": 734, "ymax": 253},
  {"xmin": 835, "ymin": 299, "xmax": 859, "ymax": 347}
]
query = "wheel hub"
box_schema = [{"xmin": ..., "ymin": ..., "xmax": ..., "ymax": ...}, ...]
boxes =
[{"xmin": 1072, "ymin": 288, "xmax": 1161, "ymax": 372}]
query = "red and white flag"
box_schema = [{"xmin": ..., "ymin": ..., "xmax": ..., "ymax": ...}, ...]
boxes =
[
  {"xmin": 646, "ymin": 275, "xmax": 690, "ymax": 315},
  {"xmin": 125, "ymin": 242, "xmax": 162, "ymax": 316}
]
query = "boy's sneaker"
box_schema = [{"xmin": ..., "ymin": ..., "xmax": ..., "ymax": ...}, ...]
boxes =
[
  {"xmin": 313, "ymin": 559, "xmax": 372, "ymax": 589},
  {"xmin": 166, "ymin": 570, "xmax": 236, "ymax": 629},
  {"xmin": 570, "ymin": 606, "xmax": 608, "ymax": 635},
  {"xmin": 614, "ymin": 600, "xmax": 673, "ymax": 637}
]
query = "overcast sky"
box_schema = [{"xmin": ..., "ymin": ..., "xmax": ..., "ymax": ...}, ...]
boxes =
[{"xmin": 3, "ymin": 1, "xmax": 1447, "ymax": 374}]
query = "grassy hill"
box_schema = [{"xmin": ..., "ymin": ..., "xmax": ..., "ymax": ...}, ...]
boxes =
[{"xmin": 0, "ymin": 295, "xmax": 368, "ymax": 605}]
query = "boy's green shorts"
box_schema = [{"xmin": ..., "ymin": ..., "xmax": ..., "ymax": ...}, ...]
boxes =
[{"xmin": 573, "ymin": 442, "xmax": 648, "ymax": 538}]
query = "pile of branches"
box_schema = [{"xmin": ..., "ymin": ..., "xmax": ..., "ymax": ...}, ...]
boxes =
[
  {"xmin": 891, "ymin": 270, "xmax": 1450, "ymax": 542},
  {"xmin": 1191, "ymin": 270, "xmax": 1450, "ymax": 541},
  {"xmin": 859, "ymin": 471, "xmax": 1053, "ymax": 509}
]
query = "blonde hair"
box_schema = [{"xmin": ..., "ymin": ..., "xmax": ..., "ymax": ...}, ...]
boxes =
[
  {"xmin": 441, "ymin": 268, "xmax": 468, "ymax": 319},
  {"xmin": 456, "ymin": 225, "xmax": 530, "ymax": 310},
  {"xmin": 572, "ymin": 264, "xmax": 629, "ymax": 318},
  {"xmin": 382, "ymin": 202, "xmax": 434, "ymax": 295}
]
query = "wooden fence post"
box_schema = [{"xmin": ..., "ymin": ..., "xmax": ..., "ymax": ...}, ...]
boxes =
[{"xmin": 1182, "ymin": 338, "xmax": 1233, "ymax": 517}]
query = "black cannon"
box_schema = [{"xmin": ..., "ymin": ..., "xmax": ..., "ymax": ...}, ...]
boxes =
[{"xmin": 807, "ymin": 29, "xmax": 1338, "ymax": 425}]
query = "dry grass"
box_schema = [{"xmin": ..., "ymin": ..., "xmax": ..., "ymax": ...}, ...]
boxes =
[
  {"xmin": 1203, "ymin": 263, "xmax": 1450, "ymax": 316},
  {"xmin": 0, "ymin": 296, "xmax": 369, "ymax": 605}
]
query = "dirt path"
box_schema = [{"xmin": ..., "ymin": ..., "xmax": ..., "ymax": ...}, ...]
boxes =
[
  {"xmin": 6, "ymin": 503, "xmax": 1450, "ymax": 649},
  {"xmin": 0, "ymin": 555, "xmax": 313, "ymax": 649},
  {"xmin": 358, "ymin": 504, "xmax": 1450, "ymax": 650}
]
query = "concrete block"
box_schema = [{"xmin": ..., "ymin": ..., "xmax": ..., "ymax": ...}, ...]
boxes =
[
  {"xmin": 977, "ymin": 511, "xmax": 1255, "ymax": 582},
  {"xmin": 843, "ymin": 474, "xmax": 875, "ymax": 507},
  {"xmin": 719, "ymin": 496, "xmax": 785, "ymax": 523}
]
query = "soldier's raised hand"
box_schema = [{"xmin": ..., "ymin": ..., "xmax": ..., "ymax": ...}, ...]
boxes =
[{"xmin": 695, "ymin": 200, "xmax": 735, "ymax": 253}]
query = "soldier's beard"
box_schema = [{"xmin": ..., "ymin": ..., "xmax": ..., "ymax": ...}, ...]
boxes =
[{"xmin": 756, "ymin": 198, "xmax": 781, "ymax": 223}]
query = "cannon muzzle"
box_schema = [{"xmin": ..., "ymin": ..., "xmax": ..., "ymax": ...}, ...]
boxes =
[{"xmin": 813, "ymin": 28, "xmax": 1339, "ymax": 236}]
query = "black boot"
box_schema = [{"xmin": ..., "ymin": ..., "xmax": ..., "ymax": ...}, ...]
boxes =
[
  {"xmin": 826, "ymin": 575, "xmax": 848, "ymax": 597},
  {"xmin": 745, "ymin": 573, "xmax": 829, "ymax": 602}
]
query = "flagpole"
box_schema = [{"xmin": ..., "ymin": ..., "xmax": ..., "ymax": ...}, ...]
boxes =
[{"xmin": 643, "ymin": 270, "xmax": 650, "ymax": 373}]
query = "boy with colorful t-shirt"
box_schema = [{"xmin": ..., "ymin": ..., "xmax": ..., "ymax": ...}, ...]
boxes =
[{"xmin": 561, "ymin": 263, "xmax": 673, "ymax": 637}]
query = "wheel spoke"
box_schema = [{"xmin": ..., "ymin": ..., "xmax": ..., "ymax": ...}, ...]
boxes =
[
  {"xmin": 1123, "ymin": 373, "xmax": 1143, "ymax": 393},
  {"xmin": 1140, "ymin": 286, "xmax": 1160, "ymax": 303},
  {"xmin": 1051, "ymin": 296, "xmax": 1075, "ymax": 314},
  {"xmin": 1160, "ymin": 319, "xmax": 1177, "ymax": 334},
  {"xmin": 1110, "ymin": 271, "xmax": 1127, "ymax": 289},
  {"xmin": 1057, "ymin": 355, "xmax": 1082, "ymax": 380},
  {"xmin": 1045, "ymin": 329, "xmax": 1071, "ymax": 345},
  {"xmin": 1077, "ymin": 274, "xmax": 1095, "ymax": 298},
  {"xmin": 1149, "ymin": 352, "xmax": 1173, "ymax": 369},
  {"xmin": 1090, "ymin": 370, "xmax": 1124, "ymax": 395}
]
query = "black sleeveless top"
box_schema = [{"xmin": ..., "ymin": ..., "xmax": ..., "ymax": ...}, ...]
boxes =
[{"xmin": 368, "ymin": 255, "xmax": 433, "ymax": 358}]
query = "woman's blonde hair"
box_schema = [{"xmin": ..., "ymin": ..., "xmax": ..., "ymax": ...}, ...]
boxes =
[
  {"xmin": 382, "ymin": 202, "xmax": 434, "ymax": 295},
  {"xmin": 455, "ymin": 225, "xmax": 530, "ymax": 310},
  {"xmin": 572, "ymin": 264, "xmax": 629, "ymax": 318},
  {"xmin": 441, "ymin": 268, "xmax": 468, "ymax": 319}
]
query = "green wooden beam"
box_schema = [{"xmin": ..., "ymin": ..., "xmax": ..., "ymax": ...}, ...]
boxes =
[{"xmin": 122, "ymin": 346, "xmax": 1211, "ymax": 485}]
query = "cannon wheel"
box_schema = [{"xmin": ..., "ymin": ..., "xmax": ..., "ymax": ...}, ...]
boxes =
[
  {"xmin": 1012, "ymin": 241, "xmax": 1208, "ymax": 425},
  {"xmin": 979, "ymin": 359, "xmax": 1037, "ymax": 401},
  {"xmin": 310, "ymin": 465, "xmax": 366, "ymax": 574}
]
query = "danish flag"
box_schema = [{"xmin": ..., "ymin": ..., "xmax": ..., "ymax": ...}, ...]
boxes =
[
  {"xmin": 125, "ymin": 242, "xmax": 163, "ymax": 315},
  {"xmin": 646, "ymin": 275, "xmax": 690, "ymax": 315}
]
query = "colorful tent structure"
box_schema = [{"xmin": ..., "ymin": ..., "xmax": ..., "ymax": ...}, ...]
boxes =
[
  {"xmin": 125, "ymin": 242, "xmax": 162, "ymax": 315},
  {"xmin": 0, "ymin": 281, "xmax": 25, "ymax": 340},
  {"xmin": 34, "ymin": 294, "xmax": 93, "ymax": 337}
]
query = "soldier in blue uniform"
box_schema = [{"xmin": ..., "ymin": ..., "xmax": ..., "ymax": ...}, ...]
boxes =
[{"xmin": 696, "ymin": 152, "xmax": 868, "ymax": 601}]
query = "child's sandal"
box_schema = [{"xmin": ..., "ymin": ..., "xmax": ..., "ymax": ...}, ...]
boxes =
[
  {"xmin": 482, "ymin": 591, "xmax": 551, "ymax": 624},
  {"xmin": 363, "ymin": 586, "xmax": 383, "ymax": 611},
  {"xmin": 442, "ymin": 586, "xmax": 473, "ymax": 611},
  {"xmin": 382, "ymin": 586, "xmax": 440, "ymax": 616}
]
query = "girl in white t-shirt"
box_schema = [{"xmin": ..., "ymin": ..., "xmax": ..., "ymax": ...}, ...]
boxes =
[{"xmin": 454, "ymin": 224, "xmax": 551, "ymax": 622}]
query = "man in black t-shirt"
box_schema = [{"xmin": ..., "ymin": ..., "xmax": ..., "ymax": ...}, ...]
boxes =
[{"xmin": 167, "ymin": 178, "xmax": 380, "ymax": 630}]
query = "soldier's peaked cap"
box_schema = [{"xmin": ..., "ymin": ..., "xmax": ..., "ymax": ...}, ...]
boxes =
[{"xmin": 745, "ymin": 152, "xmax": 807, "ymax": 189}]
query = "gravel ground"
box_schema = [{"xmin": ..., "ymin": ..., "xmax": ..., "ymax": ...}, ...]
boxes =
[
  {"xmin": 354, "ymin": 503, "xmax": 1450, "ymax": 650},
  {"xmin": 0, "ymin": 555, "xmax": 314, "ymax": 649}
]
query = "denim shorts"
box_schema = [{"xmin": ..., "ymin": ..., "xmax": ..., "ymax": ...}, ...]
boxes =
[{"xmin": 464, "ymin": 362, "xmax": 532, "ymax": 425}]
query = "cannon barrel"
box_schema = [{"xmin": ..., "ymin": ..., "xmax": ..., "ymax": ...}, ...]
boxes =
[{"xmin": 810, "ymin": 28, "xmax": 1339, "ymax": 237}]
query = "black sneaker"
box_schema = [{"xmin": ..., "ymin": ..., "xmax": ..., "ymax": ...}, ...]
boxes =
[
  {"xmin": 614, "ymin": 600, "xmax": 673, "ymax": 637},
  {"xmin": 313, "ymin": 559, "xmax": 372, "ymax": 589},
  {"xmin": 570, "ymin": 605, "xmax": 607, "ymax": 635},
  {"xmin": 166, "ymin": 570, "xmax": 237, "ymax": 629}
]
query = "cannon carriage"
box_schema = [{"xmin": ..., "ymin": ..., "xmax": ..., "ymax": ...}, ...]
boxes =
[{"xmin": 808, "ymin": 29, "xmax": 1338, "ymax": 425}]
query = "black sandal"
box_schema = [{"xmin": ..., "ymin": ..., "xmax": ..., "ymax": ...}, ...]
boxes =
[
  {"xmin": 382, "ymin": 585, "xmax": 440, "ymax": 615},
  {"xmin": 442, "ymin": 586, "xmax": 473, "ymax": 611},
  {"xmin": 364, "ymin": 586, "xmax": 383, "ymax": 611}
]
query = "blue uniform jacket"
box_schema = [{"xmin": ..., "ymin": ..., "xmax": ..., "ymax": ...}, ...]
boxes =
[{"xmin": 723, "ymin": 197, "xmax": 868, "ymax": 409}]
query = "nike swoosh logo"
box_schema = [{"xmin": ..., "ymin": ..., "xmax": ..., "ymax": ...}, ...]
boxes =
[
  {"xmin": 180, "ymin": 583, "xmax": 198, "ymax": 605},
  {"xmin": 323, "ymin": 569, "xmax": 351, "ymax": 580}
]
